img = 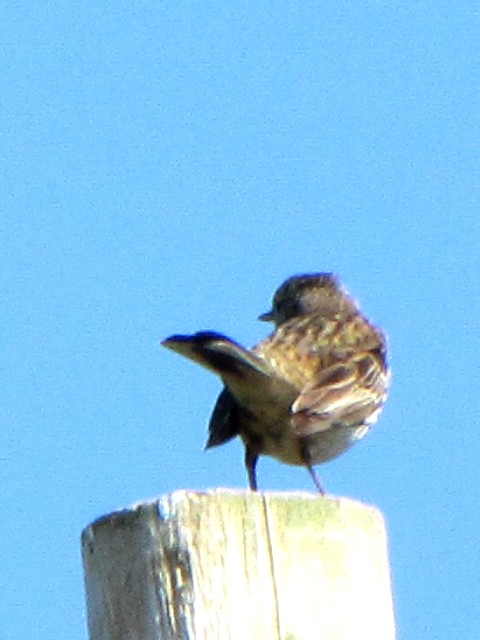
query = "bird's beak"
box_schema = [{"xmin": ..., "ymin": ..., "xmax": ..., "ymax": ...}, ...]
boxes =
[{"xmin": 258, "ymin": 310, "xmax": 274, "ymax": 322}]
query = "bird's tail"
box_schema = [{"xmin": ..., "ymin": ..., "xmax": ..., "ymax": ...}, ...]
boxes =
[
  {"xmin": 161, "ymin": 331, "xmax": 271, "ymax": 378},
  {"xmin": 162, "ymin": 332, "xmax": 297, "ymax": 441}
]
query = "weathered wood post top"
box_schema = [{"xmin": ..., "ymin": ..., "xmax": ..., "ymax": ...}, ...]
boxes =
[{"xmin": 82, "ymin": 490, "xmax": 395, "ymax": 640}]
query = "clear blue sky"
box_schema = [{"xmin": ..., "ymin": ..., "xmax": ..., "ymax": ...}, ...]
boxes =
[{"xmin": 2, "ymin": 3, "xmax": 479, "ymax": 638}]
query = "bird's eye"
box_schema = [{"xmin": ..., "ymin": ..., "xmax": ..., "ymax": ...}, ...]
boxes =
[{"xmin": 289, "ymin": 301, "xmax": 302, "ymax": 316}]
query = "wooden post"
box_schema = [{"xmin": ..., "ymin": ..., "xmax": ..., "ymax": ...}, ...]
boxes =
[{"xmin": 81, "ymin": 490, "xmax": 395, "ymax": 640}]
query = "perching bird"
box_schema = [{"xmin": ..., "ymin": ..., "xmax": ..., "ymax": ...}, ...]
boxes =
[{"xmin": 162, "ymin": 273, "xmax": 389, "ymax": 493}]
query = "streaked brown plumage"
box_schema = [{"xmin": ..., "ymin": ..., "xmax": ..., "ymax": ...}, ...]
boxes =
[{"xmin": 162, "ymin": 273, "xmax": 389, "ymax": 493}]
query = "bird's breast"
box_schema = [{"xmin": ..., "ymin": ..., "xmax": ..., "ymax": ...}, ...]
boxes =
[{"xmin": 240, "ymin": 411, "xmax": 371, "ymax": 466}]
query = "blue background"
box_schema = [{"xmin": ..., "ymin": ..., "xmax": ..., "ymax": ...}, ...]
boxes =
[{"xmin": 2, "ymin": 3, "xmax": 479, "ymax": 638}]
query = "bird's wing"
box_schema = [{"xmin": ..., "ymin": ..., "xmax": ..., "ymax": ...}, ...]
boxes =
[
  {"xmin": 290, "ymin": 351, "xmax": 389, "ymax": 436},
  {"xmin": 205, "ymin": 387, "xmax": 240, "ymax": 449}
]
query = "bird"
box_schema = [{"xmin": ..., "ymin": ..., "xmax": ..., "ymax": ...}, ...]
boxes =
[{"xmin": 162, "ymin": 273, "xmax": 389, "ymax": 493}]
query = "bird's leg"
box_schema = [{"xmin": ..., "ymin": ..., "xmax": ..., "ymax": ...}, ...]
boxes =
[
  {"xmin": 244, "ymin": 447, "xmax": 259, "ymax": 491},
  {"xmin": 307, "ymin": 465, "xmax": 326, "ymax": 495}
]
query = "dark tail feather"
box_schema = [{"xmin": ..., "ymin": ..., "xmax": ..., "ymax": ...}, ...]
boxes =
[{"xmin": 162, "ymin": 331, "xmax": 270, "ymax": 377}]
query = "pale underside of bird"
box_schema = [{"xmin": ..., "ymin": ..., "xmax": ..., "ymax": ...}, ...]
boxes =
[{"xmin": 162, "ymin": 273, "xmax": 390, "ymax": 493}]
